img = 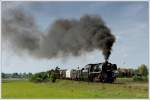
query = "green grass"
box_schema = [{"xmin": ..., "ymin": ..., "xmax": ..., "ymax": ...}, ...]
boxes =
[{"xmin": 2, "ymin": 78, "xmax": 148, "ymax": 99}]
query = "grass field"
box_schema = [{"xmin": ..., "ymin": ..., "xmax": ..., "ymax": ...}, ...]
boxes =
[{"xmin": 2, "ymin": 78, "xmax": 148, "ymax": 99}]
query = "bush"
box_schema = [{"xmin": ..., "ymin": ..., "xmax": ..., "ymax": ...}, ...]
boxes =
[
  {"xmin": 133, "ymin": 75, "xmax": 148, "ymax": 82},
  {"xmin": 30, "ymin": 72, "xmax": 49, "ymax": 83},
  {"xmin": 50, "ymin": 71, "xmax": 56, "ymax": 83},
  {"xmin": 138, "ymin": 64, "xmax": 148, "ymax": 76},
  {"xmin": 29, "ymin": 68, "xmax": 59, "ymax": 83}
]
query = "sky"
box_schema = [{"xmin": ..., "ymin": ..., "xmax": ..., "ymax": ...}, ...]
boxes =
[{"xmin": 2, "ymin": 1, "xmax": 149, "ymax": 73}]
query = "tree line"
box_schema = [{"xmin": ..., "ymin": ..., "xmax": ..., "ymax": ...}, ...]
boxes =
[
  {"xmin": 2, "ymin": 64, "xmax": 148, "ymax": 82},
  {"xmin": 2, "ymin": 72, "xmax": 32, "ymax": 79}
]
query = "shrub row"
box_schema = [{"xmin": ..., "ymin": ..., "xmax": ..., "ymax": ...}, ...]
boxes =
[
  {"xmin": 133, "ymin": 75, "xmax": 148, "ymax": 82},
  {"xmin": 30, "ymin": 71, "xmax": 56, "ymax": 83}
]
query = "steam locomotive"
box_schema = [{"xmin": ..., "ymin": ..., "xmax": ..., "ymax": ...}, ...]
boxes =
[{"xmin": 59, "ymin": 61, "xmax": 118, "ymax": 83}]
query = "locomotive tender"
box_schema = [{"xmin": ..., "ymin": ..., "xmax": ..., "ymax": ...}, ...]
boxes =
[{"xmin": 59, "ymin": 61, "xmax": 118, "ymax": 83}]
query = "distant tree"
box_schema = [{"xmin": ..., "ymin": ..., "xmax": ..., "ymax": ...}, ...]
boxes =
[
  {"xmin": 50, "ymin": 70, "xmax": 56, "ymax": 83},
  {"xmin": 18, "ymin": 73, "xmax": 23, "ymax": 78},
  {"xmin": 55, "ymin": 67, "xmax": 60, "ymax": 79},
  {"xmin": 28, "ymin": 73, "xmax": 32, "ymax": 78},
  {"xmin": 138, "ymin": 64, "xmax": 148, "ymax": 76},
  {"xmin": 46, "ymin": 70, "xmax": 51, "ymax": 78},
  {"xmin": 12, "ymin": 73, "xmax": 19, "ymax": 78},
  {"xmin": 134, "ymin": 69, "xmax": 139, "ymax": 75},
  {"xmin": 2, "ymin": 73, "xmax": 6, "ymax": 78},
  {"xmin": 22, "ymin": 72, "xmax": 27, "ymax": 78}
]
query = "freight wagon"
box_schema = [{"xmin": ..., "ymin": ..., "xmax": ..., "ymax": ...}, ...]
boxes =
[{"xmin": 65, "ymin": 69, "xmax": 77, "ymax": 80}]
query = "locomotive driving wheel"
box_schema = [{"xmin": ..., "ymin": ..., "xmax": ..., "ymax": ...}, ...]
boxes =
[{"xmin": 101, "ymin": 71, "xmax": 115, "ymax": 83}]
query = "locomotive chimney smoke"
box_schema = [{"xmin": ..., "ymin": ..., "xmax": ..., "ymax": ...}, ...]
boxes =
[
  {"xmin": 2, "ymin": 9, "xmax": 40, "ymax": 53},
  {"xmin": 45, "ymin": 15, "xmax": 116, "ymax": 60},
  {"xmin": 2, "ymin": 8, "xmax": 116, "ymax": 60}
]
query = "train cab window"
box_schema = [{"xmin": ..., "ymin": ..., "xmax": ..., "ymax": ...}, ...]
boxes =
[
  {"xmin": 98, "ymin": 64, "xmax": 102, "ymax": 69},
  {"xmin": 85, "ymin": 65, "xmax": 90, "ymax": 70},
  {"xmin": 90, "ymin": 65, "xmax": 94, "ymax": 72},
  {"xmin": 94, "ymin": 65, "xmax": 100, "ymax": 72}
]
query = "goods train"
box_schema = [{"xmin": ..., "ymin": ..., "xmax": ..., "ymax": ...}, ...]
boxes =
[{"xmin": 58, "ymin": 61, "xmax": 118, "ymax": 83}]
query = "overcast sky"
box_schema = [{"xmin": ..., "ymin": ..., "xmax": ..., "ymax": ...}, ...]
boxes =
[{"xmin": 2, "ymin": 1, "xmax": 149, "ymax": 73}]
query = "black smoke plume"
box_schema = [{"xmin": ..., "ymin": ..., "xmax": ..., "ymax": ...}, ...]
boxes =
[{"xmin": 2, "ymin": 8, "xmax": 115, "ymax": 61}]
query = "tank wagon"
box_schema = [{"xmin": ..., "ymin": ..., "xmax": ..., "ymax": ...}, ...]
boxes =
[{"xmin": 59, "ymin": 61, "xmax": 117, "ymax": 83}]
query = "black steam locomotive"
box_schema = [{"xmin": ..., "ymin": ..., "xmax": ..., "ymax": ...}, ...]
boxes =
[
  {"xmin": 81, "ymin": 61, "xmax": 117, "ymax": 83},
  {"xmin": 58, "ymin": 61, "xmax": 117, "ymax": 83}
]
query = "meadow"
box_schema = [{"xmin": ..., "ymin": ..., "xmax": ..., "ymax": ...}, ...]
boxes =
[{"xmin": 2, "ymin": 78, "xmax": 148, "ymax": 99}]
